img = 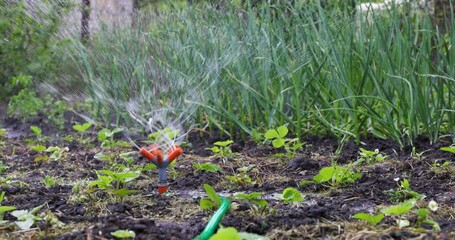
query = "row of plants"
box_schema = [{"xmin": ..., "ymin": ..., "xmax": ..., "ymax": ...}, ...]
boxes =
[{"xmin": 59, "ymin": 1, "xmax": 455, "ymax": 147}]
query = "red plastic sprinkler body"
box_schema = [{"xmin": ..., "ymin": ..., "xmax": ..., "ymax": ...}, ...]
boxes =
[{"xmin": 139, "ymin": 144, "xmax": 183, "ymax": 194}]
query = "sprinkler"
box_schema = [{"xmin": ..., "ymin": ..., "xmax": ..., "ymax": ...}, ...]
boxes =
[{"xmin": 139, "ymin": 144, "xmax": 183, "ymax": 194}]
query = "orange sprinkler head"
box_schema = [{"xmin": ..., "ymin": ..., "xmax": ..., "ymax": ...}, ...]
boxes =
[
  {"xmin": 152, "ymin": 148, "xmax": 164, "ymax": 163},
  {"xmin": 158, "ymin": 185, "xmax": 168, "ymax": 194},
  {"xmin": 139, "ymin": 147, "xmax": 156, "ymax": 161},
  {"xmin": 167, "ymin": 145, "xmax": 183, "ymax": 162}
]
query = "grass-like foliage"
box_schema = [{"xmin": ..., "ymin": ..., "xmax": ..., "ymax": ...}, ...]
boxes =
[{"xmin": 62, "ymin": 1, "xmax": 454, "ymax": 145}]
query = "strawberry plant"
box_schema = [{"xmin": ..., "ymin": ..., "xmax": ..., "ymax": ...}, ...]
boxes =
[{"xmin": 264, "ymin": 125, "xmax": 303, "ymax": 159}]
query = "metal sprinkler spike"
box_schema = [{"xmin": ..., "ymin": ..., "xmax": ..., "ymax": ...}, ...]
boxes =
[{"xmin": 139, "ymin": 144, "xmax": 183, "ymax": 194}]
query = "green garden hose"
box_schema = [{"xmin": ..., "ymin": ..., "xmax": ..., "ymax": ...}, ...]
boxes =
[{"xmin": 193, "ymin": 197, "xmax": 231, "ymax": 240}]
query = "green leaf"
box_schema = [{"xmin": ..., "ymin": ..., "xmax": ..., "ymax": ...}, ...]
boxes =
[
  {"xmin": 203, "ymin": 184, "xmax": 222, "ymax": 207},
  {"xmin": 73, "ymin": 122, "xmax": 92, "ymax": 132},
  {"xmin": 0, "ymin": 129, "xmax": 6, "ymax": 136},
  {"xmin": 214, "ymin": 140, "xmax": 233, "ymax": 147},
  {"xmin": 281, "ymin": 187, "xmax": 303, "ymax": 203},
  {"xmin": 111, "ymin": 188, "xmax": 138, "ymax": 198},
  {"xmin": 142, "ymin": 163, "xmax": 157, "ymax": 171},
  {"xmin": 31, "ymin": 145, "xmax": 46, "ymax": 152},
  {"xmin": 199, "ymin": 198, "xmax": 215, "ymax": 210},
  {"xmin": 272, "ymin": 138, "xmax": 285, "ymax": 148},
  {"xmin": 210, "ymin": 227, "xmax": 241, "ymax": 240},
  {"xmin": 440, "ymin": 147, "xmax": 455, "ymax": 154},
  {"xmin": 264, "ymin": 129, "xmax": 279, "ymax": 139},
  {"xmin": 193, "ymin": 163, "xmax": 222, "ymax": 172},
  {"xmin": 30, "ymin": 126, "xmax": 41, "ymax": 137},
  {"xmin": 276, "ymin": 125, "xmax": 288, "ymax": 138},
  {"xmin": 235, "ymin": 192, "xmax": 264, "ymax": 200},
  {"xmin": 313, "ymin": 167, "xmax": 335, "ymax": 183},
  {"xmin": 353, "ymin": 213, "xmax": 384, "ymax": 225},
  {"xmin": 381, "ymin": 199, "xmax": 416, "ymax": 215},
  {"xmin": 111, "ymin": 229, "xmax": 136, "ymax": 239}
]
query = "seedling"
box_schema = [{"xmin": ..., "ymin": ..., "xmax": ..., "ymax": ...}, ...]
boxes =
[
  {"xmin": 199, "ymin": 184, "xmax": 222, "ymax": 211},
  {"xmin": 440, "ymin": 145, "xmax": 455, "ymax": 154},
  {"xmin": 226, "ymin": 165, "xmax": 258, "ymax": 188},
  {"xmin": 352, "ymin": 212, "xmax": 384, "ymax": 225},
  {"xmin": 388, "ymin": 179, "xmax": 425, "ymax": 202},
  {"xmin": 88, "ymin": 169, "xmax": 140, "ymax": 202},
  {"xmin": 264, "ymin": 125, "xmax": 303, "ymax": 159},
  {"xmin": 97, "ymin": 127, "xmax": 125, "ymax": 148},
  {"xmin": 206, "ymin": 140, "xmax": 234, "ymax": 162},
  {"xmin": 235, "ymin": 192, "xmax": 268, "ymax": 216},
  {"xmin": 46, "ymin": 146, "xmax": 69, "ymax": 161},
  {"xmin": 30, "ymin": 126, "xmax": 42, "ymax": 140},
  {"xmin": 0, "ymin": 129, "xmax": 6, "ymax": 147},
  {"xmin": 193, "ymin": 162, "xmax": 222, "ymax": 173},
  {"xmin": 111, "ymin": 229, "xmax": 136, "ymax": 239},
  {"xmin": 0, "ymin": 192, "xmax": 16, "ymax": 225},
  {"xmin": 210, "ymin": 227, "xmax": 241, "ymax": 240},
  {"xmin": 11, "ymin": 203, "xmax": 45, "ymax": 230},
  {"xmin": 276, "ymin": 187, "xmax": 304, "ymax": 204},
  {"xmin": 148, "ymin": 127, "xmax": 180, "ymax": 143},
  {"xmin": 42, "ymin": 175, "xmax": 58, "ymax": 188},
  {"xmin": 72, "ymin": 122, "xmax": 92, "ymax": 144},
  {"xmin": 354, "ymin": 148, "xmax": 387, "ymax": 165},
  {"xmin": 300, "ymin": 165, "xmax": 361, "ymax": 187}
]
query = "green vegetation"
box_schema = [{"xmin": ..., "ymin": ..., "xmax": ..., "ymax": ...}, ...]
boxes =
[
  {"xmin": 206, "ymin": 140, "xmax": 235, "ymax": 161},
  {"xmin": 301, "ymin": 165, "xmax": 361, "ymax": 187},
  {"xmin": 276, "ymin": 187, "xmax": 304, "ymax": 204},
  {"xmin": 200, "ymin": 184, "xmax": 222, "ymax": 211}
]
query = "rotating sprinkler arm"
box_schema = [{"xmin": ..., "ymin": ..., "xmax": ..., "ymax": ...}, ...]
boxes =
[{"xmin": 139, "ymin": 144, "xmax": 183, "ymax": 194}]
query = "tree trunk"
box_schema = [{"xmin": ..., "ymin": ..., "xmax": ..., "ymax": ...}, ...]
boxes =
[{"xmin": 81, "ymin": 0, "xmax": 90, "ymax": 43}]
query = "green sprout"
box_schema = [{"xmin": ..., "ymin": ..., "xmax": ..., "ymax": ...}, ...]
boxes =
[
  {"xmin": 388, "ymin": 178, "xmax": 425, "ymax": 202},
  {"xmin": 11, "ymin": 203, "xmax": 45, "ymax": 230},
  {"xmin": 353, "ymin": 212, "xmax": 384, "ymax": 225},
  {"xmin": 72, "ymin": 122, "xmax": 92, "ymax": 144},
  {"xmin": 0, "ymin": 192, "xmax": 16, "ymax": 225},
  {"xmin": 193, "ymin": 162, "xmax": 222, "ymax": 173},
  {"xmin": 88, "ymin": 169, "xmax": 140, "ymax": 202},
  {"xmin": 354, "ymin": 148, "xmax": 388, "ymax": 165},
  {"xmin": 206, "ymin": 140, "xmax": 234, "ymax": 162},
  {"xmin": 235, "ymin": 192, "xmax": 268, "ymax": 216},
  {"xmin": 264, "ymin": 125, "xmax": 303, "ymax": 159},
  {"xmin": 97, "ymin": 127, "xmax": 125, "ymax": 148},
  {"xmin": 300, "ymin": 165, "xmax": 361, "ymax": 187},
  {"xmin": 199, "ymin": 184, "xmax": 222, "ymax": 211},
  {"xmin": 111, "ymin": 229, "xmax": 136, "ymax": 239},
  {"xmin": 276, "ymin": 187, "xmax": 304, "ymax": 204}
]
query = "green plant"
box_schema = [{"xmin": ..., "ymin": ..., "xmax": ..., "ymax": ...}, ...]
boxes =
[
  {"xmin": 73, "ymin": 122, "xmax": 93, "ymax": 143},
  {"xmin": 88, "ymin": 169, "xmax": 140, "ymax": 202},
  {"xmin": 42, "ymin": 175, "xmax": 57, "ymax": 188},
  {"xmin": 210, "ymin": 227, "xmax": 241, "ymax": 240},
  {"xmin": 30, "ymin": 126, "xmax": 42, "ymax": 140},
  {"xmin": 206, "ymin": 140, "xmax": 234, "ymax": 162},
  {"xmin": 0, "ymin": 192, "xmax": 16, "ymax": 225},
  {"xmin": 388, "ymin": 179, "xmax": 425, "ymax": 202},
  {"xmin": 97, "ymin": 127, "xmax": 126, "ymax": 148},
  {"xmin": 235, "ymin": 192, "xmax": 268, "ymax": 215},
  {"xmin": 352, "ymin": 212, "xmax": 384, "ymax": 225},
  {"xmin": 276, "ymin": 187, "xmax": 304, "ymax": 204},
  {"xmin": 354, "ymin": 148, "xmax": 387, "ymax": 165},
  {"xmin": 11, "ymin": 203, "xmax": 45, "ymax": 230},
  {"xmin": 111, "ymin": 229, "xmax": 136, "ymax": 239},
  {"xmin": 226, "ymin": 165, "xmax": 258, "ymax": 188},
  {"xmin": 193, "ymin": 162, "xmax": 222, "ymax": 173},
  {"xmin": 46, "ymin": 146, "xmax": 69, "ymax": 161},
  {"xmin": 300, "ymin": 165, "xmax": 361, "ymax": 187},
  {"xmin": 7, "ymin": 76, "xmax": 45, "ymax": 121},
  {"xmin": 440, "ymin": 146, "xmax": 455, "ymax": 154},
  {"xmin": 264, "ymin": 125, "xmax": 303, "ymax": 159},
  {"xmin": 199, "ymin": 184, "xmax": 222, "ymax": 211}
]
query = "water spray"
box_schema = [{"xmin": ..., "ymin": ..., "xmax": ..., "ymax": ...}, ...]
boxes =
[{"xmin": 139, "ymin": 144, "xmax": 183, "ymax": 194}]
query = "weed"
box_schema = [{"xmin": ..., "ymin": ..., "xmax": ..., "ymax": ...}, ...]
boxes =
[
  {"xmin": 352, "ymin": 212, "xmax": 384, "ymax": 225},
  {"xmin": 440, "ymin": 146, "xmax": 455, "ymax": 154},
  {"xmin": 46, "ymin": 146, "xmax": 69, "ymax": 161},
  {"xmin": 226, "ymin": 165, "xmax": 258, "ymax": 188}
]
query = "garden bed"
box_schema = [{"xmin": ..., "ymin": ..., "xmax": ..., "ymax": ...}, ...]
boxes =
[{"xmin": 0, "ymin": 108, "xmax": 454, "ymax": 240}]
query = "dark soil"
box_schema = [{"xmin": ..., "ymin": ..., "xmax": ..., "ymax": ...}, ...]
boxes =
[{"xmin": 0, "ymin": 106, "xmax": 454, "ymax": 239}]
